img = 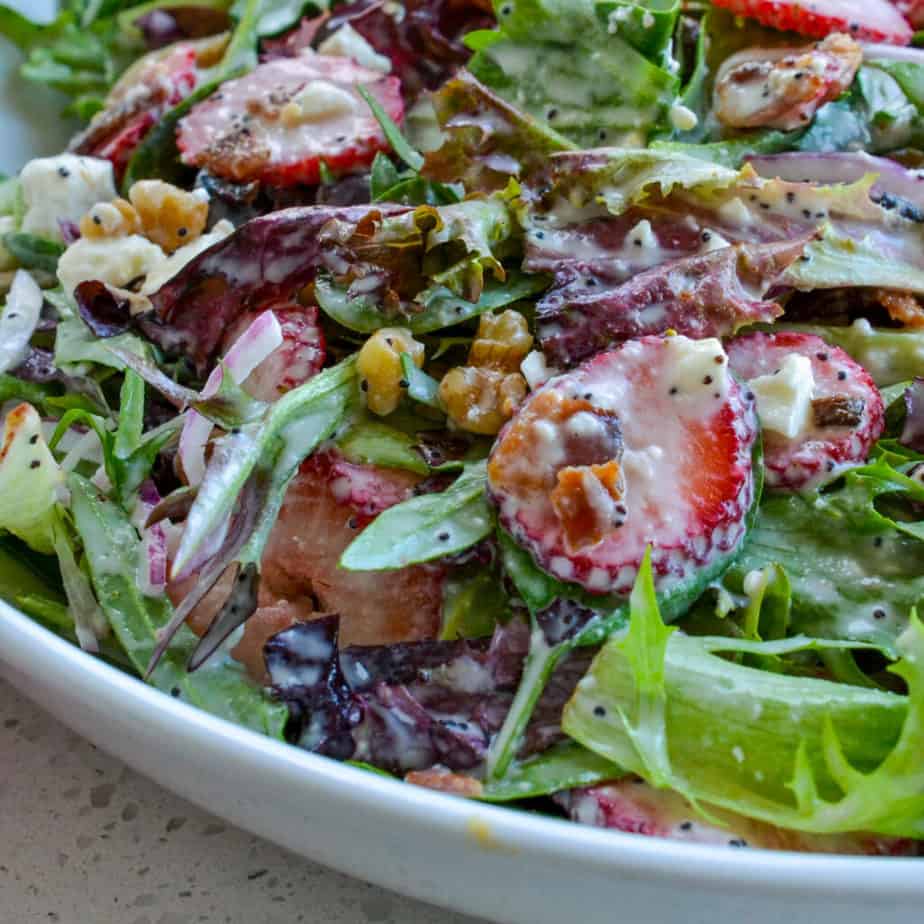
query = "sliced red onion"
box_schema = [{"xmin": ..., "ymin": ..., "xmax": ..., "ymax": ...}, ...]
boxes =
[
  {"xmin": 0, "ymin": 270, "xmax": 43, "ymax": 374},
  {"xmin": 133, "ymin": 481, "xmax": 169, "ymax": 597},
  {"xmin": 179, "ymin": 310, "xmax": 282, "ymax": 486},
  {"xmin": 747, "ymin": 151, "xmax": 924, "ymax": 211}
]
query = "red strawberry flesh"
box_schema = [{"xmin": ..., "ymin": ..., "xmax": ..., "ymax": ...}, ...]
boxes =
[
  {"xmin": 488, "ymin": 336, "xmax": 759, "ymax": 596},
  {"xmin": 176, "ymin": 50, "xmax": 404, "ymax": 186},
  {"xmin": 557, "ymin": 780, "xmax": 922, "ymax": 854},
  {"xmin": 710, "ymin": 0, "xmax": 913, "ymax": 45},
  {"xmin": 727, "ymin": 331, "xmax": 884, "ymax": 492}
]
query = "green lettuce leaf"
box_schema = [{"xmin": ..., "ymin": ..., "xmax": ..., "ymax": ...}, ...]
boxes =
[
  {"xmin": 564, "ymin": 559, "xmax": 924, "ymax": 838},
  {"xmin": 728, "ymin": 460, "xmax": 924, "ymax": 656},
  {"xmin": 467, "ymin": 0, "xmax": 679, "ymax": 148}
]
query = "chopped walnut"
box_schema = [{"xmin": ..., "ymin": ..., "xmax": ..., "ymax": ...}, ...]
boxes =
[
  {"xmin": 128, "ymin": 179, "xmax": 209, "ymax": 253},
  {"xmin": 79, "ymin": 198, "xmax": 141, "ymax": 239},
  {"xmin": 439, "ymin": 366, "xmax": 527, "ymax": 435},
  {"xmin": 551, "ymin": 460, "xmax": 626, "ymax": 554},
  {"xmin": 357, "ymin": 327, "xmax": 425, "ymax": 416},
  {"xmin": 469, "ymin": 309, "xmax": 534, "ymax": 372},
  {"xmin": 487, "ymin": 389, "xmax": 625, "ymax": 541},
  {"xmin": 715, "ymin": 34, "xmax": 861, "ymax": 131},
  {"xmin": 812, "ymin": 395, "xmax": 865, "ymax": 429}
]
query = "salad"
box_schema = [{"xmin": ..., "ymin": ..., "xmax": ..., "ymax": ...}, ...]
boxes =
[{"xmin": 1, "ymin": 0, "xmax": 923, "ymax": 856}]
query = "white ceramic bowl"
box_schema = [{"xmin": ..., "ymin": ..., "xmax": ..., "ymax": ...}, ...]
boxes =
[{"xmin": 1, "ymin": 17, "xmax": 922, "ymax": 924}]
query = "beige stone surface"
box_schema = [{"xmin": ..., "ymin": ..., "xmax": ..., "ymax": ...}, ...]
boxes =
[{"xmin": 0, "ymin": 678, "xmax": 483, "ymax": 924}]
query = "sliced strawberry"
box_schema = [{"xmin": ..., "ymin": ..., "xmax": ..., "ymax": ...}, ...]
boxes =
[
  {"xmin": 220, "ymin": 303, "xmax": 326, "ymax": 402},
  {"xmin": 175, "ymin": 449, "xmax": 444, "ymax": 681},
  {"xmin": 488, "ymin": 336, "xmax": 759, "ymax": 596},
  {"xmin": 176, "ymin": 49, "xmax": 403, "ymax": 186},
  {"xmin": 261, "ymin": 451, "xmax": 445, "ymax": 645},
  {"xmin": 711, "ymin": 0, "xmax": 913, "ymax": 44},
  {"xmin": 556, "ymin": 780, "xmax": 922, "ymax": 855},
  {"xmin": 726, "ymin": 331, "xmax": 884, "ymax": 492},
  {"xmin": 70, "ymin": 41, "xmax": 201, "ymax": 180}
]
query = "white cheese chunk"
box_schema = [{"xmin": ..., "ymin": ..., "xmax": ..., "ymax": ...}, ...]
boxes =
[
  {"xmin": 318, "ymin": 24, "xmax": 391, "ymax": 73},
  {"xmin": 57, "ymin": 234, "xmax": 165, "ymax": 296},
  {"xmin": 287, "ymin": 80, "xmax": 358, "ymax": 123},
  {"xmin": 663, "ymin": 335, "xmax": 730, "ymax": 412},
  {"xmin": 142, "ymin": 220, "xmax": 234, "ymax": 295},
  {"xmin": 20, "ymin": 154, "xmax": 116, "ymax": 241},
  {"xmin": 748, "ymin": 352, "xmax": 815, "ymax": 440}
]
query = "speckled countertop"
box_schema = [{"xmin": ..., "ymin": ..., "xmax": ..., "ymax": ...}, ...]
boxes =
[{"xmin": 1, "ymin": 678, "xmax": 484, "ymax": 924}]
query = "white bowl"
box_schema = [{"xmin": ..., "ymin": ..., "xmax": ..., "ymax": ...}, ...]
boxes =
[
  {"xmin": 0, "ymin": 18, "xmax": 921, "ymax": 924},
  {"xmin": 2, "ymin": 600, "xmax": 923, "ymax": 924}
]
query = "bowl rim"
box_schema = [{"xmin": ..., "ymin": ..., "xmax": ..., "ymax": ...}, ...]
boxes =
[{"xmin": 2, "ymin": 598, "xmax": 922, "ymax": 896}]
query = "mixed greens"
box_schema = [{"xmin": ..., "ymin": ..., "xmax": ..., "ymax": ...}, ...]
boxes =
[{"xmin": 1, "ymin": 0, "xmax": 924, "ymax": 854}]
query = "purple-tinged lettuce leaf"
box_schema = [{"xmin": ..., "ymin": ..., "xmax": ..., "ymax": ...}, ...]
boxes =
[
  {"xmin": 317, "ymin": 0, "xmax": 494, "ymax": 103},
  {"xmin": 265, "ymin": 613, "xmax": 589, "ymax": 774},
  {"xmin": 900, "ymin": 378, "xmax": 924, "ymax": 453},
  {"xmin": 537, "ymin": 238, "xmax": 803, "ymax": 367},
  {"xmin": 145, "ymin": 198, "xmax": 516, "ymax": 373},
  {"xmin": 526, "ymin": 148, "xmax": 924, "ymax": 363}
]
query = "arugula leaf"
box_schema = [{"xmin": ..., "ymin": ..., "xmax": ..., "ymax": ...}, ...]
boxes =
[
  {"xmin": 358, "ymin": 84, "xmax": 424, "ymax": 172},
  {"xmin": 122, "ymin": 77, "xmax": 229, "ymax": 190},
  {"xmin": 69, "ymin": 472, "xmax": 288, "ymax": 736},
  {"xmin": 358, "ymin": 85, "xmax": 461, "ymax": 205},
  {"xmin": 439, "ymin": 566, "xmax": 510, "ymax": 641},
  {"xmin": 0, "ymin": 6, "xmax": 145, "ymax": 117},
  {"xmin": 399, "ymin": 352, "xmax": 442, "ymax": 411},
  {"xmin": 340, "ymin": 460, "xmax": 493, "ymax": 571},
  {"xmin": 50, "ymin": 373, "xmax": 179, "ymax": 509},
  {"xmin": 173, "ymin": 355, "xmax": 358, "ymax": 578}
]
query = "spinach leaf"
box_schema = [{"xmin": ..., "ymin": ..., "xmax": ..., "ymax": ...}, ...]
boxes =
[{"xmin": 340, "ymin": 460, "xmax": 493, "ymax": 571}]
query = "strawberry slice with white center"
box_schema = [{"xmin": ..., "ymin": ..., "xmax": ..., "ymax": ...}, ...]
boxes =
[
  {"xmin": 727, "ymin": 331, "xmax": 885, "ymax": 492},
  {"xmin": 71, "ymin": 41, "xmax": 202, "ymax": 179},
  {"xmin": 176, "ymin": 49, "xmax": 403, "ymax": 186},
  {"xmin": 488, "ymin": 336, "xmax": 759, "ymax": 597},
  {"xmin": 711, "ymin": 0, "xmax": 913, "ymax": 44}
]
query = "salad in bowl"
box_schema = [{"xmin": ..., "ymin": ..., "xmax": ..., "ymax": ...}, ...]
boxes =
[{"xmin": 0, "ymin": 0, "xmax": 923, "ymax": 857}]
